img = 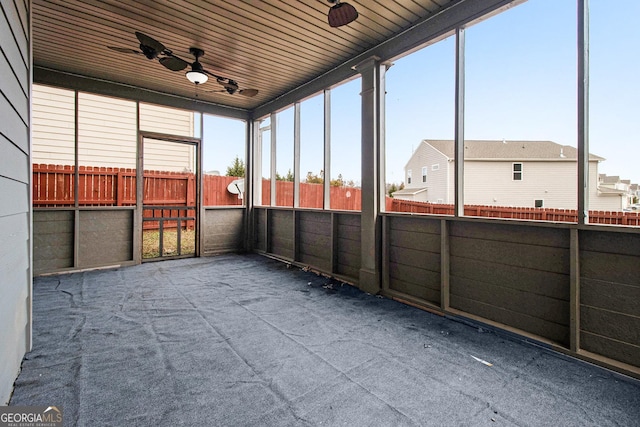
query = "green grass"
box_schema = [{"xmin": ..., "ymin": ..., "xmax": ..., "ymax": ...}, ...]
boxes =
[{"xmin": 143, "ymin": 228, "xmax": 195, "ymax": 258}]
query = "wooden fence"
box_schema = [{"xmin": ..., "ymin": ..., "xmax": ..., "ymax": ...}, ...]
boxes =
[
  {"xmin": 32, "ymin": 164, "xmax": 640, "ymax": 227},
  {"xmin": 390, "ymin": 198, "xmax": 640, "ymax": 226}
]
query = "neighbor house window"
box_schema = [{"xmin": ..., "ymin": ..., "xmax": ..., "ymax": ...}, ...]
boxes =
[
  {"xmin": 407, "ymin": 169, "xmax": 412, "ymax": 184},
  {"xmin": 421, "ymin": 166, "xmax": 427, "ymax": 182},
  {"xmin": 535, "ymin": 199, "xmax": 543, "ymax": 208},
  {"xmin": 513, "ymin": 163, "xmax": 523, "ymax": 181},
  {"xmin": 432, "ymin": 164, "xmax": 440, "ymax": 171}
]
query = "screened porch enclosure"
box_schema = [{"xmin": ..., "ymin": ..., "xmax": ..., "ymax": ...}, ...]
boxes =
[{"xmin": 16, "ymin": 0, "xmax": 640, "ymax": 405}]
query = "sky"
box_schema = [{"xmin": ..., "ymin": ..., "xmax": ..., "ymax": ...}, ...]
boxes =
[{"xmin": 202, "ymin": 0, "xmax": 640, "ymax": 186}]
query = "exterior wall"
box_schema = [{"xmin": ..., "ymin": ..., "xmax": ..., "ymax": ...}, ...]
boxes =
[
  {"xmin": 32, "ymin": 84, "xmax": 195, "ymax": 172},
  {"xmin": 464, "ymin": 160, "xmax": 579, "ymax": 209},
  {"xmin": 403, "ymin": 142, "xmax": 449, "ymax": 202},
  {"xmin": 139, "ymin": 102, "xmax": 194, "ymax": 137},
  {"xmin": 78, "ymin": 91, "xmax": 137, "ymax": 168},
  {"xmin": 32, "ymin": 85, "xmax": 75, "ymax": 164},
  {"xmin": 0, "ymin": 0, "xmax": 31, "ymax": 404},
  {"xmin": 589, "ymin": 163, "xmax": 625, "ymax": 211}
]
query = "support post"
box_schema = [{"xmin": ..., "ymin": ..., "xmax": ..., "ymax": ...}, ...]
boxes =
[
  {"xmin": 353, "ymin": 56, "xmax": 387, "ymax": 294},
  {"xmin": 577, "ymin": 0, "xmax": 589, "ymax": 224},
  {"xmin": 454, "ymin": 27, "xmax": 465, "ymax": 217},
  {"xmin": 270, "ymin": 112, "xmax": 277, "ymax": 207},
  {"xmin": 294, "ymin": 102, "xmax": 301, "ymax": 208},
  {"xmin": 323, "ymin": 89, "xmax": 331, "ymax": 209}
]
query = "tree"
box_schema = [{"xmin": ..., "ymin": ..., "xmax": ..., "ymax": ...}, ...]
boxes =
[
  {"xmin": 386, "ymin": 182, "xmax": 404, "ymax": 197},
  {"xmin": 330, "ymin": 174, "xmax": 344, "ymax": 187},
  {"xmin": 388, "ymin": 183, "xmax": 398, "ymax": 197},
  {"xmin": 306, "ymin": 170, "xmax": 324, "ymax": 184},
  {"xmin": 276, "ymin": 169, "xmax": 294, "ymax": 181},
  {"xmin": 226, "ymin": 156, "xmax": 245, "ymax": 177}
]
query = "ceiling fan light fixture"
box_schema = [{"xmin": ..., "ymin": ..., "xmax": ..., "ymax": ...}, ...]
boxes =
[
  {"xmin": 328, "ymin": 1, "xmax": 358, "ymax": 27},
  {"xmin": 186, "ymin": 70, "xmax": 208, "ymax": 85}
]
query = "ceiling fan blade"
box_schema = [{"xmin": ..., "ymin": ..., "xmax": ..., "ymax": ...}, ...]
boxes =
[
  {"xmin": 107, "ymin": 46, "xmax": 142, "ymax": 54},
  {"xmin": 159, "ymin": 56, "xmax": 189, "ymax": 71},
  {"xmin": 239, "ymin": 89, "xmax": 259, "ymax": 97},
  {"xmin": 202, "ymin": 69, "xmax": 224, "ymax": 81},
  {"xmin": 135, "ymin": 31, "xmax": 165, "ymax": 53}
]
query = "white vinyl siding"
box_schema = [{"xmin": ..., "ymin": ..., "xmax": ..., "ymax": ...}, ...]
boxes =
[
  {"xmin": 32, "ymin": 85, "xmax": 75, "ymax": 165},
  {"xmin": 33, "ymin": 85, "xmax": 195, "ymax": 172},
  {"xmin": 78, "ymin": 92, "xmax": 137, "ymax": 169},
  {"xmin": 588, "ymin": 162, "xmax": 625, "ymax": 211},
  {"xmin": 402, "ymin": 141, "xmax": 449, "ymax": 202},
  {"xmin": 465, "ymin": 161, "xmax": 578, "ymax": 209},
  {"xmin": 139, "ymin": 103, "xmax": 195, "ymax": 138}
]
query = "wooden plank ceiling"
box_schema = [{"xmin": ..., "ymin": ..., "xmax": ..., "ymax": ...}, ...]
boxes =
[{"xmin": 32, "ymin": 0, "xmax": 457, "ymax": 111}]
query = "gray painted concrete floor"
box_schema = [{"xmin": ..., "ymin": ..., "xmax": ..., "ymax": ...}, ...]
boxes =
[{"xmin": 10, "ymin": 254, "xmax": 640, "ymax": 426}]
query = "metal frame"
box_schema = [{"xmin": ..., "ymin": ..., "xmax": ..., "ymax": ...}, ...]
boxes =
[{"xmin": 138, "ymin": 131, "xmax": 202, "ymax": 262}]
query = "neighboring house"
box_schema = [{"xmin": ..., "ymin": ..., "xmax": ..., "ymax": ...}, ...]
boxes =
[
  {"xmin": 596, "ymin": 174, "xmax": 636, "ymax": 210},
  {"xmin": 32, "ymin": 84, "xmax": 196, "ymax": 172},
  {"xmin": 397, "ymin": 139, "xmax": 627, "ymax": 211}
]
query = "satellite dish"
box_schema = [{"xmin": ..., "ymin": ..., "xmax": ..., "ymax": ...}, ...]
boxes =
[{"xmin": 227, "ymin": 178, "xmax": 244, "ymax": 195}]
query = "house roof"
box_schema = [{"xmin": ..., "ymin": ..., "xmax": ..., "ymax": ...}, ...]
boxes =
[
  {"xmin": 392, "ymin": 187, "xmax": 428, "ymax": 196},
  {"xmin": 601, "ymin": 175, "xmax": 621, "ymax": 184},
  {"xmin": 424, "ymin": 140, "xmax": 605, "ymax": 161},
  {"xmin": 597, "ymin": 187, "xmax": 627, "ymax": 195}
]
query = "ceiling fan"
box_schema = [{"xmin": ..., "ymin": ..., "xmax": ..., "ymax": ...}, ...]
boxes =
[{"xmin": 108, "ymin": 32, "xmax": 259, "ymax": 97}]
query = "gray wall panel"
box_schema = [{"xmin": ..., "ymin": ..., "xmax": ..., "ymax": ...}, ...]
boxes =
[
  {"xmin": 581, "ymin": 331, "xmax": 640, "ymax": 368},
  {"xmin": 451, "ymin": 275, "xmax": 569, "ymax": 326},
  {"xmin": 580, "ymin": 251, "xmax": 640, "ymax": 285},
  {"xmin": 255, "ymin": 209, "xmax": 267, "ymax": 251},
  {"xmin": 298, "ymin": 211, "xmax": 332, "ymax": 269},
  {"xmin": 389, "ymin": 215, "xmax": 441, "ymax": 234},
  {"xmin": 389, "ymin": 229, "xmax": 440, "ymax": 253},
  {"xmin": 203, "ymin": 209, "xmax": 245, "ymax": 254},
  {"xmin": 387, "ymin": 216, "xmax": 441, "ymax": 303},
  {"xmin": 0, "ymin": 173, "xmax": 29, "ymax": 217},
  {"xmin": 0, "ymin": 50, "xmax": 28, "ymax": 121},
  {"xmin": 579, "ymin": 229, "xmax": 640, "ymax": 368},
  {"xmin": 33, "ymin": 210, "xmax": 74, "ymax": 273},
  {"xmin": 448, "ymin": 222, "xmax": 570, "ymax": 346},
  {"xmin": 581, "ymin": 306, "xmax": 639, "ymax": 347},
  {"xmin": 0, "ymin": 0, "xmax": 30, "ymax": 404},
  {"xmin": 450, "ymin": 236, "xmax": 569, "ymax": 274},
  {"xmin": 269, "ymin": 210, "xmax": 294, "ymax": 259},
  {"xmin": 581, "ymin": 278, "xmax": 639, "ymax": 318},
  {"xmin": 450, "ymin": 221, "xmax": 569, "ymax": 248},
  {"xmin": 389, "ymin": 246, "xmax": 440, "ymax": 274},
  {"xmin": 388, "ymin": 278, "xmax": 440, "ymax": 303},
  {"xmin": 78, "ymin": 210, "xmax": 133, "ymax": 267},
  {"xmin": 451, "ymin": 257, "xmax": 569, "ymax": 301},
  {"xmin": 335, "ymin": 213, "xmax": 360, "ymax": 281},
  {"xmin": 579, "ymin": 230, "xmax": 640, "ymax": 256},
  {"xmin": 0, "ymin": 95, "xmax": 28, "ymax": 153},
  {"xmin": 0, "ymin": 135, "xmax": 29, "ymax": 183},
  {"xmin": 451, "ymin": 294, "xmax": 569, "ymax": 345}
]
